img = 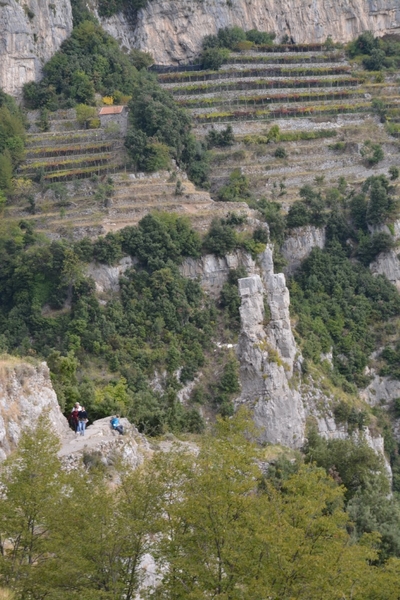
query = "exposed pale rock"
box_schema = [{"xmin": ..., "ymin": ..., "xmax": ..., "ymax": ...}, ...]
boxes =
[
  {"xmin": 259, "ymin": 247, "xmax": 297, "ymax": 367},
  {"xmin": 370, "ymin": 249, "xmax": 400, "ymax": 290},
  {"xmin": 86, "ymin": 256, "xmax": 135, "ymax": 293},
  {"xmin": 180, "ymin": 250, "xmax": 257, "ymax": 298},
  {"xmin": 58, "ymin": 416, "xmax": 150, "ymax": 471},
  {"xmin": 0, "ymin": 358, "xmax": 70, "ymax": 461},
  {"xmin": 99, "ymin": 0, "xmax": 400, "ymax": 65},
  {"xmin": 0, "ymin": 0, "xmax": 73, "ymax": 96},
  {"xmin": 361, "ymin": 372, "xmax": 400, "ymax": 406},
  {"xmin": 281, "ymin": 226, "xmax": 326, "ymax": 276},
  {"xmin": 235, "ymin": 268, "xmax": 305, "ymax": 448}
]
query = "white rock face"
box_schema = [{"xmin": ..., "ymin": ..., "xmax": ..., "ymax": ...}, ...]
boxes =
[
  {"xmin": 99, "ymin": 0, "xmax": 400, "ymax": 65},
  {"xmin": 86, "ymin": 256, "xmax": 135, "ymax": 293},
  {"xmin": 0, "ymin": 0, "xmax": 73, "ymax": 96},
  {"xmin": 281, "ymin": 226, "xmax": 326, "ymax": 276},
  {"xmin": 0, "ymin": 359, "xmax": 70, "ymax": 461},
  {"xmin": 235, "ymin": 248, "xmax": 305, "ymax": 448},
  {"xmin": 180, "ymin": 250, "xmax": 257, "ymax": 298},
  {"xmin": 370, "ymin": 249, "xmax": 400, "ymax": 290},
  {"xmin": 361, "ymin": 373, "xmax": 400, "ymax": 406}
]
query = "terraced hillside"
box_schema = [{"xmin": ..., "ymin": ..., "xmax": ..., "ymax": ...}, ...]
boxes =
[
  {"xmin": 158, "ymin": 45, "xmax": 400, "ymax": 203},
  {"xmin": 7, "ymin": 45, "xmax": 400, "ymax": 240},
  {"xmin": 22, "ymin": 113, "xmax": 126, "ymax": 183}
]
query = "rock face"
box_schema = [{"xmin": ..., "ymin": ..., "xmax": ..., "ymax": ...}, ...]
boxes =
[
  {"xmin": 0, "ymin": 0, "xmax": 73, "ymax": 96},
  {"xmin": 86, "ymin": 257, "xmax": 135, "ymax": 294},
  {"xmin": 235, "ymin": 247, "xmax": 305, "ymax": 448},
  {"xmin": 99, "ymin": 0, "xmax": 400, "ymax": 65},
  {"xmin": 0, "ymin": 358, "xmax": 70, "ymax": 460},
  {"xmin": 369, "ymin": 219, "xmax": 400, "ymax": 289},
  {"xmin": 370, "ymin": 249, "xmax": 400, "ymax": 290},
  {"xmin": 281, "ymin": 226, "xmax": 326, "ymax": 276},
  {"xmin": 58, "ymin": 416, "xmax": 150, "ymax": 471},
  {"xmin": 180, "ymin": 250, "xmax": 257, "ymax": 298}
]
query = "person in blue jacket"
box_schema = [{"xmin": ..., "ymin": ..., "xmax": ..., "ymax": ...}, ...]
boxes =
[{"xmin": 110, "ymin": 414, "xmax": 124, "ymax": 435}]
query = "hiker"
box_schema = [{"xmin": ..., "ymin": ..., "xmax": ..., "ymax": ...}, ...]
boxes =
[
  {"xmin": 77, "ymin": 406, "xmax": 88, "ymax": 436},
  {"xmin": 70, "ymin": 402, "xmax": 81, "ymax": 432},
  {"xmin": 110, "ymin": 414, "xmax": 124, "ymax": 435}
]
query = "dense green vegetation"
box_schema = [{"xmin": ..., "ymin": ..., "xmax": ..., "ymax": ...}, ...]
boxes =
[
  {"xmin": 1, "ymin": 414, "xmax": 400, "ymax": 600},
  {"xmin": 348, "ymin": 31, "xmax": 400, "ymax": 70},
  {"xmin": 0, "ymin": 214, "xmax": 260, "ymax": 432},
  {"xmin": 290, "ymin": 242, "xmax": 400, "ymax": 388},
  {"xmin": 0, "ymin": 90, "xmax": 26, "ymax": 198},
  {"xmin": 125, "ymin": 71, "xmax": 210, "ymax": 185},
  {"xmin": 201, "ymin": 26, "xmax": 275, "ymax": 69},
  {"xmin": 23, "ymin": 21, "xmax": 140, "ymax": 109}
]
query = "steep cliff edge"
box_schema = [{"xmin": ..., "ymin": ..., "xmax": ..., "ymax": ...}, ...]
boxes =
[
  {"xmin": 0, "ymin": 0, "xmax": 72, "ymax": 96},
  {"xmin": 100, "ymin": 0, "xmax": 400, "ymax": 65},
  {"xmin": 235, "ymin": 247, "xmax": 305, "ymax": 448},
  {"xmin": 0, "ymin": 358, "xmax": 70, "ymax": 460}
]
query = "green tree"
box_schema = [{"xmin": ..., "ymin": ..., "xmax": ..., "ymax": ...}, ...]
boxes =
[{"xmin": 0, "ymin": 420, "xmax": 65, "ymax": 598}]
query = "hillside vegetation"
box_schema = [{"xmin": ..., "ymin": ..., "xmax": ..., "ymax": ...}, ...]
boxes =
[{"xmin": 2, "ymin": 18, "xmax": 400, "ymax": 597}]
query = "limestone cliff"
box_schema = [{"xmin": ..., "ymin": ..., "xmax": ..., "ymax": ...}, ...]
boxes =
[
  {"xmin": 0, "ymin": 0, "xmax": 72, "ymax": 96},
  {"xmin": 235, "ymin": 247, "xmax": 305, "ymax": 448},
  {"xmin": 180, "ymin": 250, "xmax": 257, "ymax": 298},
  {"xmin": 99, "ymin": 0, "xmax": 400, "ymax": 65},
  {"xmin": 369, "ymin": 219, "xmax": 400, "ymax": 289},
  {"xmin": 281, "ymin": 226, "xmax": 326, "ymax": 276},
  {"xmin": 0, "ymin": 358, "xmax": 70, "ymax": 460}
]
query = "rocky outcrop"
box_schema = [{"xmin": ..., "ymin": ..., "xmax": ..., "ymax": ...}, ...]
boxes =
[
  {"xmin": 235, "ymin": 247, "xmax": 305, "ymax": 448},
  {"xmin": 370, "ymin": 249, "xmax": 400, "ymax": 290},
  {"xmin": 0, "ymin": 358, "xmax": 70, "ymax": 460},
  {"xmin": 281, "ymin": 226, "xmax": 326, "ymax": 276},
  {"xmin": 99, "ymin": 0, "xmax": 400, "ymax": 65},
  {"xmin": 369, "ymin": 219, "xmax": 400, "ymax": 289},
  {"xmin": 180, "ymin": 250, "xmax": 257, "ymax": 298},
  {"xmin": 362, "ymin": 373, "xmax": 400, "ymax": 407},
  {"xmin": 86, "ymin": 257, "xmax": 135, "ymax": 294},
  {"xmin": 0, "ymin": 0, "xmax": 73, "ymax": 96},
  {"xmin": 58, "ymin": 416, "xmax": 150, "ymax": 471}
]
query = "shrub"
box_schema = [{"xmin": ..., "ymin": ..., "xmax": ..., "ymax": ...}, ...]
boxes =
[
  {"xmin": 202, "ymin": 218, "xmax": 238, "ymax": 256},
  {"xmin": 274, "ymin": 146, "xmax": 287, "ymax": 159},
  {"xmin": 205, "ymin": 125, "xmax": 234, "ymax": 148},
  {"xmin": 201, "ymin": 47, "xmax": 230, "ymax": 71},
  {"xmin": 361, "ymin": 140, "xmax": 384, "ymax": 165},
  {"xmin": 217, "ymin": 169, "xmax": 251, "ymax": 202},
  {"xmin": 245, "ymin": 29, "xmax": 276, "ymax": 45},
  {"xmin": 75, "ymin": 104, "xmax": 97, "ymax": 128},
  {"xmin": 389, "ymin": 166, "xmax": 399, "ymax": 180}
]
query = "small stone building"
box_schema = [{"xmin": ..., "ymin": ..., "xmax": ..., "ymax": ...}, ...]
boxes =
[{"xmin": 99, "ymin": 106, "xmax": 129, "ymax": 134}]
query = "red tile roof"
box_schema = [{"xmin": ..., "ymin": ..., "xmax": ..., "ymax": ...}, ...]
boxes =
[{"xmin": 99, "ymin": 106, "xmax": 125, "ymax": 115}]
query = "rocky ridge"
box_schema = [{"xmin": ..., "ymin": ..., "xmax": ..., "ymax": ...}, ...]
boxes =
[{"xmin": 0, "ymin": 358, "xmax": 70, "ymax": 460}]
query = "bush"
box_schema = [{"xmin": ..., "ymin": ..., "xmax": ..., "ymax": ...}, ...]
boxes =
[
  {"xmin": 202, "ymin": 218, "xmax": 238, "ymax": 256},
  {"xmin": 286, "ymin": 202, "xmax": 311, "ymax": 228},
  {"xmin": 201, "ymin": 47, "xmax": 229, "ymax": 71},
  {"xmin": 245, "ymin": 29, "xmax": 275, "ymax": 45},
  {"xmin": 274, "ymin": 146, "xmax": 287, "ymax": 159},
  {"xmin": 206, "ymin": 125, "xmax": 234, "ymax": 148},
  {"xmin": 75, "ymin": 104, "xmax": 97, "ymax": 128},
  {"xmin": 217, "ymin": 169, "xmax": 250, "ymax": 202},
  {"xmin": 361, "ymin": 140, "xmax": 384, "ymax": 165}
]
